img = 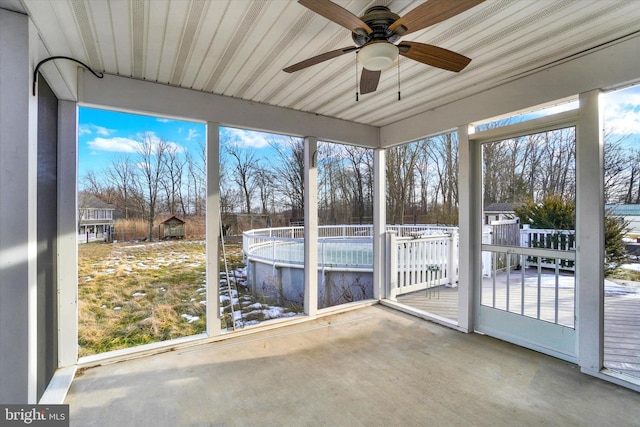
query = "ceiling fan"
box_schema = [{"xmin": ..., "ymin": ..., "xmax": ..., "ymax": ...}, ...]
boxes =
[{"xmin": 283, "ymin": 0, "xmax": 485, "ymax": 95}]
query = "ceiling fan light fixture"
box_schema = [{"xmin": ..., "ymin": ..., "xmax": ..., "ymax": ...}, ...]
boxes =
[{"xmin": 357, "ymin": 42, "xmax": 398, "ymax": 71}]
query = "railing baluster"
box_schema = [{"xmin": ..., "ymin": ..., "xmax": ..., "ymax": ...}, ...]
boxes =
[
  {"xmin": 537, "ymin": 258, "xmax": 542, "ymax": 320},
  {"xmin": 492, "ymin": 252, "xmax": 497, "ymax": 308},
  {"xmin": 506, "ymin": 252, "xmax": 511, "ymax": 313},
  {"xmin": 520, "ymin": 254, "xmax": 525, "ymax": 315},
  {"xmin": 555, "ymin": 258, "xmax": 560, "ymax": 324}
]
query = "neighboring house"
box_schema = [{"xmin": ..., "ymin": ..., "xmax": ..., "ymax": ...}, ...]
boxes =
[
  {"xmin": 161, "ymin": 215, "xmax": 186, "ymax": 239},
  {"xmin": 483, "ymin": 202, "xmax": 518, "ymax": 225},
  {"xmin": 605, "ymin": 204, "xmax": 640, "ymax": 235},
  {"xmin": 78, "ymin": 193, "xmax": 116, "ymax": 241}
]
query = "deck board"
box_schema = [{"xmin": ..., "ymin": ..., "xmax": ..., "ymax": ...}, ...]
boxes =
[{"xmin": 397, "ymin": 279, "xmax": 640, "ymax": 380}]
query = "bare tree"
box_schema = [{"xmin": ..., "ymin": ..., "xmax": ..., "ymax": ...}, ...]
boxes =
[
  {"xmin": 105, "ymin": 155, "xmax": 137, "ymax": 219},
  {"xmin": 270, "ymin": 137, "xmax": 305, "ymax": 219},
  {"xmin": 386, "ymin": 141, "xmax": 424, "ymax": 224},
  {"xmin": 218, "ymin": 147, "xmax": 239, "ymax": 215},
  {"xmin": 136, "ymin": 133, "xmax": 170, "ymax": 241},
  {"xmin": 255, "ymin": 166, "xmax": 276, "ymax": 215},
  {"xmin": 160, "ymin": 144, "xmax": 186, "ymax": 216},
  {"xmin": 318, "ymin": 142, "xmax": 340, "ymax": 224},
  {"xmin": 427, "ymin": 133, "xmax": 459, "ymax": 223},
  {"xmin": 225, "ymin": 142, "xmax": 259, "ymax": 215},
  {"xmin": 343, "ymin": 145, "xmax": 371, "ymax": 224},
  {"xmin": 81, "ymin": 170, "xmax": 103, "ymax": 196},
  {"xmin": 539, "ymin": 128, "xmax": 576, "ymax": 199},
  {"xmin": 186, "ymin": 140, "xmax": 207, "ymax": 216}
]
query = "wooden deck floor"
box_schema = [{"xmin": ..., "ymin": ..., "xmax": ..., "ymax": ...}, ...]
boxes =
[
  {"xmin": 604, "ymin": 296, "xmax": 640, "ymax": 377},
  {"xmin": 397, "ymin": 279, "xmax": 640, "ymax": 380}
]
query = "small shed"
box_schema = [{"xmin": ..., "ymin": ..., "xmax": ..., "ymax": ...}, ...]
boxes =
[{"xmin": 161, "ymin": 215, "xmax": 186, "ymax": 239}]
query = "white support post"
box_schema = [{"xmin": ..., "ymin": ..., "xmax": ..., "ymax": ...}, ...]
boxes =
[
  {"xmin": 373, "ymin": 148, "xmax": 386, "ymax": 299},
  {"xmin": 57, "ymin": 100, "xmax": 78, "ymax": 368},
  {"xmin": 449, "ymin": 230, "xmax": 459, "ymax": 286},
  {"xmin": 304, "ymin": 137, "xmax": 318, "ymax": 317},
  {"xmin": 457, "ymin": 124, "xmax": 479, "ymax": 333},
  {"xmin": 576, "ymin": 90, "xmax": 604, "ymax": 373},
  {"xmin": 207, "ymin": 122, "xmax": 222, "ymax": 336}
]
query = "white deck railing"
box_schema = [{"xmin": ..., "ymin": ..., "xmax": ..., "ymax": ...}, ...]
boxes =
[
  {"xmin": 387, "ymin": 231, "xmax": 459, "ymax": 300},
  {"xmin": 520, "ymin": 227, "xmax": 576, "ymax": 271},
  {"xmin": 482, "ymin": 225, "xmax": 576, "ymax": 276},
  {"xmin": 243, "ymin": 225, "xmax": 375, "ymax": 268},
  {"xmin": 244, "ymin": 225, "xmax": 460, "ymax": 299}
]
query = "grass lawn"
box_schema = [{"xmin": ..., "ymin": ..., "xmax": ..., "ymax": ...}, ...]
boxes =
[
  {"xmin": 77, "ymin": 239, "xmax": 242, "ymax": 357},
  {"xmin": 78, "ymin": 239, "xmax": 640, "ymax": 357}
]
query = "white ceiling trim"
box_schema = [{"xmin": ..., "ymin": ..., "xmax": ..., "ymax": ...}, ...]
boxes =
[{"xmin": 78, "ymin": 71, "xmax": 379, "ymax": 147}]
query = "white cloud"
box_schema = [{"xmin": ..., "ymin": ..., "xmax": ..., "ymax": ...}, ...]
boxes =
[
  {"xmin": 604, "ymin": 87, "xmax": 640, "ymax": 106},
  {"xmin": 603, "ymin": 86, "xmax": 640, "ymax": 135},
  {"xmin": 80, "ymin": 124, "xmax": 115, "ymax": 136},
  {"xmin": 137, "ymin": 132, "xmax": 184, "ymax": 153},
  {"xmin": 605, "ymin": 105, "xmax": 640, "ymax": 135},
  {"xmin": 157, "ymin": 118, "xmax": 170, "ymax": 123},
  {"xmin": 186, "ymin": 128, "xmax": 200, "ymax": 141},
  {"xmin": 88, "ymin": 137, "xmax": 140, "ymax": 153},
  {"xmin": 87, "ymin": 132, "xmax": 184, "ymax": 154},
  {"xmin": 222, "ymin": 127, "xmax": 273, "ymax": 149},
  {"xmin": 79, "ymin": 124, "xmax": 92, "ymax": 136},
  {"xmin": 95, "ymin": 125, "xmax": 113, "ymax": 136}
]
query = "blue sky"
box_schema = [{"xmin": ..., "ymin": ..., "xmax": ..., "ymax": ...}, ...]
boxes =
[
  {"xmin": 78, "ymin": 107, "xmax": 206, "ymax": 180},
  {"xmin": 77, "ymin": 107, "xmax": 293, "ymax": 184},
  {"xmin": 603, "ymin": 85, "xmax": 640, "ymax": 143},
  {"xmin": 78, "ymin": 84, "xmax": 640, "ymax": 182}
]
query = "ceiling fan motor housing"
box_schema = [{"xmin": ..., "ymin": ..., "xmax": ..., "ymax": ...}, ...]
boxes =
[{"xmin": 352, "ymin": 6, "xmax": 402, "ymax": 46}]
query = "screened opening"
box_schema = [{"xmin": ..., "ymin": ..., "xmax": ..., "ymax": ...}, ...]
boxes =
[
  {"xmin": 480, "ymin": 125, "xmax": 576, "ymax": 328},
  {"xmin": 221, "ymin": 128, "xmax": 305, "ymax": 326},
  {"xmin": 387, "ymin": 132, "xmax": 460, "ymax": 323},
  {"xmin": 601, "ymin": 84, "xmax": 640, "ymax": 379},
  {"xmin": 316, "ymin": 142, "xmax": 375, "ymax": 309},
  {"xmin": 77, "ymin": 107, "xmax": 207, "ymax": 356}
]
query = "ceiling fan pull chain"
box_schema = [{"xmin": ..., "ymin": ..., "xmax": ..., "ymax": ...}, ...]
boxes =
[
  {"xmin": 355, "ymin": 56, "xmax": 359, "ymax": 101},
  {"xmin": 397, "ymin": 58, "xmax": 401, "ymax": 101}
]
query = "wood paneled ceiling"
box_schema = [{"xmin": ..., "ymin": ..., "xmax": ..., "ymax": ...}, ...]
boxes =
[{"xmin": 5, "ymin": 0, "xmax": 640, "ymax": 127}]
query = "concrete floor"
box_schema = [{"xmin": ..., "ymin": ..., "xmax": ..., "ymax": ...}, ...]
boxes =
[{"xmin": 65, "ymin": 305, "xmax": 640, "ymax": 427}]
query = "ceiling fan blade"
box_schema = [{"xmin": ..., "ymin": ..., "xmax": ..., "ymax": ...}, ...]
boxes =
[
  {"xmin": 360, "ymin": 68, "xmax": 381, "ymax": 95},
  {"xmin": 283, "ymin": 46, "xmax": 357, "ymax": 73},
  {"xmin": 298, "ymin": 0, "xmax": 372, "ymax": 34},
  {"xmin": 399, "ymin": 42, "xmax": 471, "ymax": 72},
  {"xmin": 390, "ymin": 0, "xmax": 485, "ymax": 35}
]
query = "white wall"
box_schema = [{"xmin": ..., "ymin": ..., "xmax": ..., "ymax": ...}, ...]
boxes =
[{"xmin": 0, "ymin": 9, "xmax": 39, "ymax": 403}]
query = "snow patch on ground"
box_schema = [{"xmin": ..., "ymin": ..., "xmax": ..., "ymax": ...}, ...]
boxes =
[
  {"xmin": 218, "ymin": 266, "xmax": 302, "ymax": 330},
  {"xmin": 181, "ymin": 314, "xmax": 200, "ymax": 323},
  {"xmin": 523, "ymin": 273, "xmax": 640, "ymax": 296}
]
